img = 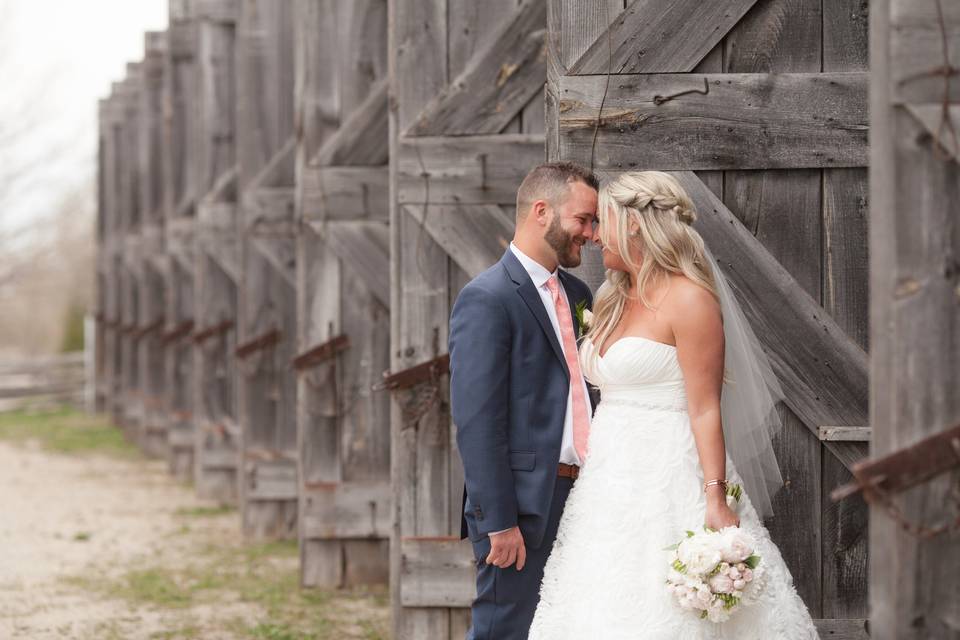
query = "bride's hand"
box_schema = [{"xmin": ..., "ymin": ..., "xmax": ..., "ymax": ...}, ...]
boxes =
[{"xmin": 705, "ymin": 487, "xmax": 740, "ymax": 530}]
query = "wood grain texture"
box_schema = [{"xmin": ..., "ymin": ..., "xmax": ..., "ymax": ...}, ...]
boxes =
[
  {"xmin": 402, "ymin": 204, "xmax": 513, "ymax": 279},
  {"xmin": 308, "ymin": 78, "xmax": 389, "ymax": 167},
  {"xmin": 299, "ymin": 166, "xmax": 389, "ymax": 222},
  {"xmin": 398, "ymin": 134, "xmax": 544, "ymax": 205},
  {"xmin": 557, "ymin": 72, "xmax": 868, "ymax": 171},
  {"xmin": 321, "ymin": 221, "xmax": 391, "ymax": 309},
  {"xmin": 870, "ymin": 0, "xmax": 960, "ymax": 628},
  {"xmin": 399, "ymin": 538, "xmax": 476, "ymax": 607},
  {"xmin": 556, "ymin": 0, "xmax": 625, "ymax": 70},
  {"xmin": 408, "ymin": 0, "xmax": 547, "ymax": 136},
  {"xmin": 571, "ymin": 0, "xmax": 759, "ymax": 74},
  {"xmin": 301, "ymin": 482, "xmax": 391, "ymax": 539}
]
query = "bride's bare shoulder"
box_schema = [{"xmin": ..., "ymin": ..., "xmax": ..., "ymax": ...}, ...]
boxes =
[{"xmin": 663, "ymin": 275, "xmax": 721, "ymax": 321}]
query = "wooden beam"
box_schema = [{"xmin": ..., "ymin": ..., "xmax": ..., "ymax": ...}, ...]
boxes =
[
  {"xmin": 569, "ymin": 0, "xmax": 760, "ymax": 74},
  {"xmin": 299, "ymin": 166, "xmax": 389, "ymax": 222},
  {"xmin": 398, "ymin": 134, "xmax": 544, "ymax": 205},
  {"xmin": 309, "ymin": 77, "xmax": 389, "ymax": 167},
  {"xmin": 315, "ymin": 220, "xmax": 391, "ymax": 309},
  {"xmin": 402, "ymin": 204, "xmax": 513, "ymax": 279},
  {"xmin": 819, "ymin": 426, "xmax": 871, "ymax": 442},
  {"xmin": 675, "ymin": 172, "xmax": 868, "ymax": 471},
  {"xmin": 558, "ymin": 73, "xmax": 868, "ymax": 171},
  {"xmin": 300, "ymin": 481, "xmax": 392, "ymax": 539},
  {"xmin": 399, "ymin": 537, "xmax": 476, "ymax": 607},
  {"xmin": 408, "ymin": 0, "xmax": 547, "ymax": 136}
]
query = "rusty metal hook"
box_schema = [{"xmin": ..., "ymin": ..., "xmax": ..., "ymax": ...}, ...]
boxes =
[{"xmin": 653, "ymin": 77, "xmax": 710, "ymax": 106}]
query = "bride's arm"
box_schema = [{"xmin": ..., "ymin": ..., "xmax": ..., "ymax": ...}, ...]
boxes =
[{"xmin": 669, "ymin": 281, "xmax": 739, "ymax": 528}]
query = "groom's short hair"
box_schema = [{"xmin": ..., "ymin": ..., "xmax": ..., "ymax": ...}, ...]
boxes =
[{"xmin": 516, "ymin": 162, "xmax": 599, "ymax": 221}]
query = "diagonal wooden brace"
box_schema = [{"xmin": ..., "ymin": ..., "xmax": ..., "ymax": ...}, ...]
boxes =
[
  {"xmin": 192, "ymin": 320, "xmax": 235, "ymax": 345},
  {"xmin": 373, "ymin": 354, "xmax": 450, "ymax": 392},
  {"xmin": 831, "ymin": 422, "xmax": 960, "ymax": 502},
  {"xmin": 161, "ymin": 320, "xmax": 195, "ymax": 345},
  {"xmin": 234, "ymin": 328, "xmax": 283, "ymax": 359},
  {"xmin": 291, "ymin": 334, "xmax": 350, "ymax": 372}
]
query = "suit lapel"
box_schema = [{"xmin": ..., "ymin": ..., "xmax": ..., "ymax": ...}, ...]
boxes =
[{"xmin": 501, "ymin": 251, "xmax": 569, "ymax": 378}]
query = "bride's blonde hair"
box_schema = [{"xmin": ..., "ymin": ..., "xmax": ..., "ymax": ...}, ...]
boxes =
[{"xmin": 587, "ymin": 171, "xmax": 718, "ymax": 350}]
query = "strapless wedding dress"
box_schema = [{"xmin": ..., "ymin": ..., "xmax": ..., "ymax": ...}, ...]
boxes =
[{"xmin": 529, "ymin": 337, "xmax": 818, "ymax": 639}]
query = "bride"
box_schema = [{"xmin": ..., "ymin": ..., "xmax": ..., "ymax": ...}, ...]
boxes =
[{"xmin": 528, "ymin": 172, "xmax": 819, "ymax": 639}]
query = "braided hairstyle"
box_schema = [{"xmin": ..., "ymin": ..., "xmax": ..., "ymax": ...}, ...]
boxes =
[{"xmin": 586, "ymin": 171, "xmax": 718, "ymax": 352}]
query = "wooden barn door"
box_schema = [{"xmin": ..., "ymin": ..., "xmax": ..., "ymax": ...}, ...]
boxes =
[
  {"xmin": 235, "ymin": 0, "xmax": 299, "ymax": 538},
  {"xmin": 192, "ymin": 0, "xmax": 241, "ymax": 504},
  {"xmin": 547, "ymin": 1, "xmax": 870, "ymax": 633},
  {"xmin": 389, "ymin": 0, "xmax": 547, "ymax": 636},
  {"xmin": 293, "ymin": 0, "xmax": 391, "ymax": 588},
  {"xmin": 162, "ymin": 7, "xmax": 199, "ymax": 481},
  {"xmin": 138, "ymin": 32, "xmax": 169, "ymax": 458}
]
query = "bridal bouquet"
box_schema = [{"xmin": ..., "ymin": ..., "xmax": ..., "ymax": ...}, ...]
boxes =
[{"xmin": 664, "ymin": 489, "xmax": 764, "ymax": 623}]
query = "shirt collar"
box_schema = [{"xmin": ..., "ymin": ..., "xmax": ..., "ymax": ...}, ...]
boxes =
[{"xmin": 509, "ymin": 243, "xmax": 557, "ymax": 289}]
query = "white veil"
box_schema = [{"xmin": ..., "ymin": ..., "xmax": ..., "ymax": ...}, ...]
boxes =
[{"xmin": 705, "ymin": 248, "xmax": 785, "ymax": 520}]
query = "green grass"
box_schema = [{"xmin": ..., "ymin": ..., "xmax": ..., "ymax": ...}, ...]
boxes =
[
  {"xmin": 173, "ymin": 505, "xmax": 236, "ymax": 518},
  {"xmin": 66, "ymin": 538, "xmax": 388, "ymax": 640},
  {"xmin": 0, "ymin": 408, "xmax": 136, "ymax": 457}
]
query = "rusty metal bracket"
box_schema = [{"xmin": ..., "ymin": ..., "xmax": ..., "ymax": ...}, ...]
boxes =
[
  {"xmin": 291, "ymin": 334, "xmax": 350, "ymax": 372},
  {"xmin": 373, "ymin": 354, "xmax": 449, "ymax": 392},
  {"xmin": 234, "ymin": 327, "xmax": 283, "ymax": 360},
  {"xmin": 160, "ymin": 319, "xmax": 195, "ymax": 345},
  {"xmin": 133, "ymin": 318, "xmax": 165, "ymax": 341},
  {"xmin": 192, "ymin": 320, "xmax": 235, "ymax": 345},
  {"xmin": 832, "ymin": 422, "xmax": 960, "ymax": 538}
]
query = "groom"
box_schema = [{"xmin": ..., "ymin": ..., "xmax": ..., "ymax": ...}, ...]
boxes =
[{"xmin": 449, "ymin": 162, "xmax": 599, "ymax": 639}]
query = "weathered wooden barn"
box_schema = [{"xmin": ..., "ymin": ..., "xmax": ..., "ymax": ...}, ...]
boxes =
[{"xmin": 94, "ymin": 1, "xmax": 960, "ymax": 638}]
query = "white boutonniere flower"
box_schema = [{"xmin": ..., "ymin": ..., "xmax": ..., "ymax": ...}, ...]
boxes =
[{"xmin": 574, "ymin": 300, "xmax": 593, "ymax": 331}]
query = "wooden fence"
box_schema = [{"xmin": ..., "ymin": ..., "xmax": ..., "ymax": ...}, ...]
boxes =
[
  {"xmin": 93, "ymin": 1, "xmax": 960, "ymax": 637},
  {"xmin": 0, "ymin": 353, "xmax": 87, "ymax": 411}
]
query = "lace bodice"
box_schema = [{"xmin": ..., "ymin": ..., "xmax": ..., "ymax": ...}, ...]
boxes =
[{"xmin": 580, "ymin": 337, "xmax": 687, "ymax": 411}]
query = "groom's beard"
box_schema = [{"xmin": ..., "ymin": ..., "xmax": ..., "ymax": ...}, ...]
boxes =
[{"xmin": 545, "ymin": 215, "xmax": 584, "ymax": 268}]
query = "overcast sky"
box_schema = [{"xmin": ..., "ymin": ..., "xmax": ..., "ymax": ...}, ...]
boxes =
[{"xmin": 1, "ymin": 0, "xmax": 168, "ymax": 229}]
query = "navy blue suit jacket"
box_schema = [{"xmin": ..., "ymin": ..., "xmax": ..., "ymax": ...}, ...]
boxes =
[{"xmin": 449, "ymin": 249, "xmax": 594, "ymax": 550}]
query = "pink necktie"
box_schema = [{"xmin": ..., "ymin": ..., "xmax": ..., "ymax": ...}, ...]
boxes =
[{"xmin": 545, "ymin": 276, "xmax": 590, "ymax": 462}]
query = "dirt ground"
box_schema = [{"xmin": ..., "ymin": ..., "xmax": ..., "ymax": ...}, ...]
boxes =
[{"xmin": 0, "ymin": 411, "xmax": 389, "ymax": 640}]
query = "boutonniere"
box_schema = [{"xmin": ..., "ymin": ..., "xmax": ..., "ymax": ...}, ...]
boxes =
[{"xmin": 574, "ymin": 300, "xmax": 593, "ymax": 331}]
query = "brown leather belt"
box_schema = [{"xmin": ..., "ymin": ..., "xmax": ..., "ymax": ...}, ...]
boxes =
[{"xmin": 558, "ymin": 463, "xmax": 580, "ymax": 480}]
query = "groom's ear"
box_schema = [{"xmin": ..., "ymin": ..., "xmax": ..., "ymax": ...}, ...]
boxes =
[{"xmin": 531, "ymin": 199, "xmax": 550, "ymax": 226}]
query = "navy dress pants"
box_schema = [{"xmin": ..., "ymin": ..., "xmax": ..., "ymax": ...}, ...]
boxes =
[{"xmin": 467, "ymin": 477, "xmax": 573, "ymax": 640}]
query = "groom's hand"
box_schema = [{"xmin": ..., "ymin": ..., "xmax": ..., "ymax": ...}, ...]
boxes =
[{"xmin": 486, "ymin": 526, "xmax": 526, "ymax": 570}]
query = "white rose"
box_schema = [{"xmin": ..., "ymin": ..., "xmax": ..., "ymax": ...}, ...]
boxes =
[
  {"xmin": 719, "ymin": 528, "xmax": 755, "ymax": 564},
  {"xmin": 677, "ymin": 536, "xmax": 722, "ymax": 575},
  {"xmin": 581, "ymin": 309, "xmax": 594, "ymax": 329}
]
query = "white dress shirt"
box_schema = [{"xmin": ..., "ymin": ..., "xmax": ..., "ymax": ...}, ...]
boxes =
[{"xmin": 509, "ymin": 243, "xmax": 591, "ymax": 467}]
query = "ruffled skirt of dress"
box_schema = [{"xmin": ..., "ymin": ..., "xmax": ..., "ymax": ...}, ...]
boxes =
[{"xmin": 528, "ymin": 401, "xmax": 820, "ymax": 640}]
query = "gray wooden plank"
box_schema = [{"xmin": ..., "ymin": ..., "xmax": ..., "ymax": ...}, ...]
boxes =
[
  {"xmin": 299, "ymin": 166, "xmax": 389, "ymax": 223},
  {"xmin": 399, "ymin": 538, "xmax": 476, "ymax": 607},
  {"xmin": 869, "ymin": 53, "xmax": 960, "ymax": 636},
  {"xmin": 448, "ymin": 0, "xmax": 519, "ymax": 79},
  {"xmin": 402, "ymin": 204, "xmax": 514, "ymax": 279},
  {"xmin": 300, "ymin": 482, "xmax": 391, "ymax": 539},
  {"xmin": 557, "ymin": 72, "xmax": 868, "ymax": 171},
  {"xmin": 814, "ymin": 619, "xmax": 870, "ymax": 640},
  {"xmin": 308, "ymin": 78, "xmax": 389, "ymax": 167},
  {"xmin": 398, "ymin": 134, "xmax": 545, "ymax": 205},
  {"xmin": 557, "ymin": 0, "xmax": 625, "ymax": 70},
  {"xmin": 319, "ymin": 220, "xmax": 391, "ymax": 310},
  {"xmin": 821, "ymin": 1, "xmax": 869, "ymax": 618},
  {"xmin": 408, "ymin": 0, "xmax": 547, "ymax": 137},
  {"xmin": 571, "ymin": 0, "xmax": 760, "ymax": 74},
  {"xmin": 393, "ymin": 0, "xmax": 447, "ymax": 132}
]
